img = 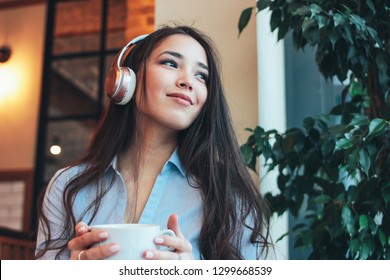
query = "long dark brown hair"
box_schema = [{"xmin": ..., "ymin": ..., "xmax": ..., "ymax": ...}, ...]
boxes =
[{"xmin": 37, "ymin": 25, "xmax": 271, "ymax": 259}]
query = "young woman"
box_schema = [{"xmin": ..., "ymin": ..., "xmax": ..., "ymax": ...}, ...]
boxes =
[{"xmin": 35, "ymin": 25, "xmax": 271, "ymax": 260}]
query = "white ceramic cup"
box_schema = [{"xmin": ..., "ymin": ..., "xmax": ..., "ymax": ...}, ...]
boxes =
[{"xmin": 91, "ymin": 224, "xmax": 175, "ymax": 260}]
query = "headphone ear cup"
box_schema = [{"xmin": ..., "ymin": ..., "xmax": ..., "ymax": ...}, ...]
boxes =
[
  {"xmin": 117, "ymin": 67, "xmax": 136, "ymax": 105},
  {"xmin": 104, "ymin": 66, "xmax": 136, "ymax": 105}
]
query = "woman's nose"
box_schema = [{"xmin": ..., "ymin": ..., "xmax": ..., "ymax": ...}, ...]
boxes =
[
  {"xmin": 177, "ymin": 73, "xmax": 193, "ymax": 91},
  {"xmin": 179, "ymin": 82, "xmax": 193, "ymax": 91}
]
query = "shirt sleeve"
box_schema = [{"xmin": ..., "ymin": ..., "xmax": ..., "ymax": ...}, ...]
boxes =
[{"xmin": 35, "ymin": 168, "xmax": 72, "ymax": 260}]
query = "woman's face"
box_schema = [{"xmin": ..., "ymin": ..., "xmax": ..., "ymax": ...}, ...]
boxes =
[{"xmin": 135, "ymin": 34, "xmax": 209, "ymax": 131}]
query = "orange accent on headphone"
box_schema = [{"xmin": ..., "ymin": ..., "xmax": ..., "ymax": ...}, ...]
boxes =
[{"xmin": 104, "ymin": 34, "xmax": 148, "ymax": 105}]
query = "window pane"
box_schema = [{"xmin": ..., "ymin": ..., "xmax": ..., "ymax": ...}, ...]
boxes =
[{"xmin": 45, "ymin": 119, "xmax": 97, "ymax": 182}]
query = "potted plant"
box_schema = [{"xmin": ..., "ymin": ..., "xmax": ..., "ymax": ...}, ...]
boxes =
[{"xmin": 239, "ymin": 0, "xmax": 390, "ymax": 259}]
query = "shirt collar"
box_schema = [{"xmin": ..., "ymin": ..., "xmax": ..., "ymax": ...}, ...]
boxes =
[
  {"xmin": 110, "ymin": 155, "xmax": 119, "ymax": 172},
  {"xmin": 168, "ymin": 148, "xmax": 186, "ymax": 176},
  {"xmin": 107, "ymin": 148, "xmax": 186, "ymax": 177}
]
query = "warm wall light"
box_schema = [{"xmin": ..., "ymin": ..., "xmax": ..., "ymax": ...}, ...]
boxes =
[
  {"xmin": 0, "ymin": 65, "xmax": 18, "ymax": 100},
  {"xmin": 49, "ymin": 136, "xmax": 62, "ymax": 156},
  {"xmin": 50, "ymin": 144, "xmax": 62, "ymax": 156},
  {"xmin": 0, "ymin": 46, "xmax": 11, "ymax": 63}
]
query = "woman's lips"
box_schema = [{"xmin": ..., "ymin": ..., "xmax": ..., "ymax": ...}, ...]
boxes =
[{"xmin": 167, "ymin": 93, "xmax": 193, "ymax": 106}]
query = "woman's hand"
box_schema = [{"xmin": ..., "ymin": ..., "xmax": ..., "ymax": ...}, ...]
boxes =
[
  {"xmin": 143, "ymin": 214, "xmax": 194, "ymax": 260},
  {"xmin": 68, "ymin": 222, "xmax": 120, "ymax": 260}
]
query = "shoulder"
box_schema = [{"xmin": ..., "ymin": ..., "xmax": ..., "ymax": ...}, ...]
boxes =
[{"xmin": 45, "ymin": 164, "xmax": 87, "ymax": 195}]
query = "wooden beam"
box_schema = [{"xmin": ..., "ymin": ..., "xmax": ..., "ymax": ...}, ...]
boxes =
[{"xmin": 0, "ymin": 0, "xmax": 46, "ymax": 10}]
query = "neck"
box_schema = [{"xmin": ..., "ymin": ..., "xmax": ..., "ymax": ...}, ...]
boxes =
[{"xmin": 118, "ymin": 113, "xmax": 178, "ymax": 176}]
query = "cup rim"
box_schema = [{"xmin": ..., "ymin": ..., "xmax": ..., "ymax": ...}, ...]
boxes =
[{"xmin": 91, "ymin": 223, "xmax": 160, "ymax": 229}]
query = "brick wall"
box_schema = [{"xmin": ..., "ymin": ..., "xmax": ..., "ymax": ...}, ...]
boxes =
[{"xmin": 126, "ymin": 0, "xmax": 155, "ymax": 40}]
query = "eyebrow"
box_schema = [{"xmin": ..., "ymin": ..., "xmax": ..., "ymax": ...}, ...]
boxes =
[{"xmin": 159, "ymin": 51, "xmax": 209, "ymax": 71}]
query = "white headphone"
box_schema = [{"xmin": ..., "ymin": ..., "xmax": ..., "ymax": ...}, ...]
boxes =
[{"xmin": 104, "ymin": 34, "xmax": 148, "ymax": 105}]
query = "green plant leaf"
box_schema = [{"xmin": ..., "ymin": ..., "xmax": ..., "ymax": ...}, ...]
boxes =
[
  {"xmin": 270, "ymin": 8, "xmax": 282, "ymax": 32},
  {"xmin": 257, "ymin": 0, "xmax": 270, "ymax": 12},
  {"xmin": 366, "ymin": 118, "xmax": 388, "ymax": 139},
  {"xmin": 277, "ymin": 22, "xmax": 290, "ymax": 41},
  {"xmin": 351, "ymin": 80, "xmax": 364, "ymax": 95},
  {"xmin": 342, "ymin": 206, "xmax": 355, "ymax": 235},
  {"xmin": 316, "ymin": 15, "xmax": 327, "ymax": 30},
  {"xmin": 366, "ymin": 0, "xmax": 376, "ymax": 13},
  {"xmin": 246, "ymin": 134, "xmax": 256, "ymax": 146},
  {"xmin": 308, "ymin": 128, "xmax": 320, "ymax": 142},
  {"xmin": 333, "ymin": 13, "xmax": 346, "ymax": 27},
  {"xmin": 381, "ymin": 183, "xmax": 390, "ymax": 205},
  {"xmin": 378, "ymin": 229, "xmax": 386, "ymax": 246},
  {"xmin": 347, "ymin": 149, "xmax": 359, "ymax": 174},
  {"xmin": 291, "ymin": 223, "xmax": 306, "ymax": 232},
  {"xmin": 302, "ymin": 17, "xmax": 316, "ymax": 33},
  {"xmin": 359, "ymin": 215, "xmax": 368, "ymax": 232},
  {"xmin": 349, "ymin": 238, "xmax": 360, "ymax": 256},
  {"xmin": 283, "ymin": 128, "xmax": 305, "ymax": 152},
  {"xmin": 349, "ymin": 14, "xmax": 366, "ymax": 32},
  {"xmin": 349, "ymin": 114, "xmax": 369, "ymax": 127},
  {"xmin": 254, "ymin": 126, "xmax": 265, "ymax": 139},
  {"xmin": 314, "ymin": 194, "xmax": 331, "ymax": 204},
  {"xmin": 359, "ymin": 238, "xmax": 375, "ymax": 260},
  {"xmin": 238, "ymin": 7, "xmax": 253, "ymax": 35},
  {"xmin": 347, "ymin": 46, "xmax": 357, "ymax": 63},
  {"xmin": 316, "ymin": 117, "xmax": 329, "ymax": 132},
  {"xmin": 330, "ymin": 104, "xmax": 344, "ymax": 115},
  {"xmin": 347, "ymin": 185, "xmax": 358, "ymax": 203},
  {"xmin": 335, "ymin": 138, "xmax": 354, "ymax": 150},
  {"xmin": 240, "ymin": 144, "xmax": 256, "ymax": 171},
  {"xmin": 367, "ymin": 27, "xmax": 378, "ymax": 41},
  {"xmin": 342, "ymin": 25, "xmax": 353, "ymax": 44},
  {"xmin": 358, "ymin": 148, "xmax": 370, "ymax": 177},
  {"xmin": 301, "ymin": 229, "xmax": 314, "ymax": 247},
  {"xmin": 376, "ymin": 52, "xmax": 389, "ymax": 88},
  {"xmin": 275, "ymin": 232, "xmax": 289, "ymax": 243},
  {"xmin": 328, "ymin": 124, "xmax": 347, "ymax": 137},
  {"xmin": 328, "ymin": 223, "xmax": 344, "ymax": 239},
  {"xmin": 374, "ymin": 212, "xmax": 383, "ymax": 226},
  {"xmin": 386, "ymin": 249, "xmax": 390, "ymax": 259},
  {"xmin": 309, "ymin": 3, "xmax": 322, "ymax": 15},
  {"xmin": 277, "ymin": 174, "xmax": 288, "ymax": 193},
  {"xmin": 293, "ymin": 5, "xmax": 310, "ymax": 16},
  {"xmin": 303, "ymin": 117, "xmax": 315, "ymax": 130},
  {"xmin": 321, "ymin": 139, "xmax": 334, "ymax": 157}
]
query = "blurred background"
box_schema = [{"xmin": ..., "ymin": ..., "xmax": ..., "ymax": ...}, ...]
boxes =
[{"xmin": 0, "ymin": 0, "xmax": 340, "ymax": 259}]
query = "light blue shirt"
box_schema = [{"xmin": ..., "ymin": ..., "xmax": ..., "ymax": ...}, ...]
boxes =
[{"xmin": 36, "ymin": 149, "xmax": 257, "ymax": 259}]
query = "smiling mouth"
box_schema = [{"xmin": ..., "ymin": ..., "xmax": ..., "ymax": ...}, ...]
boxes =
[{"xmin": 166, "ymin": 93, "xmax": 193, "ymax": 105}]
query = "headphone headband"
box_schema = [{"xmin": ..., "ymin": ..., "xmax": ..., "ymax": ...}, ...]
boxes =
[{"xmin": 116, "ymin": 34, "xmax": 149, "ymax": 69}]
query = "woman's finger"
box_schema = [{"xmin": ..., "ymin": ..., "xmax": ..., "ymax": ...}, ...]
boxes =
[
  {"xmin": 143, "ymin": 249, "xmax": 191, "ymax": 260},
  {"xmin": 167, "ymin": 214, "xmax": 184, "ymax": 238},
  {"xmin": 75, "ymin": 221, "xmax": 90, "ymax": 237},
  {"xmin": 142, "ymin": 214, "xmax": 193, "ymax": 260},
  {"xmin": 70, "ymin": 243, "xmax": 120, "ymax": 260},
  {"xmin": 154, "ymin": 235, "xmax": 192, "ymax": 253},
  {"xmin": 68, "ymin": 230, "xmax": 108, "ymax": 250}
]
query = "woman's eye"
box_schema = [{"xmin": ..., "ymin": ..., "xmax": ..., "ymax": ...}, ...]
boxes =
[
  {"xmin": 161, "ymin": 59, "xmax": 177, "ymax": 68},
  {"xmin": 196, "ymin": 72, "xmax": 209, "ymax": 82}
]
